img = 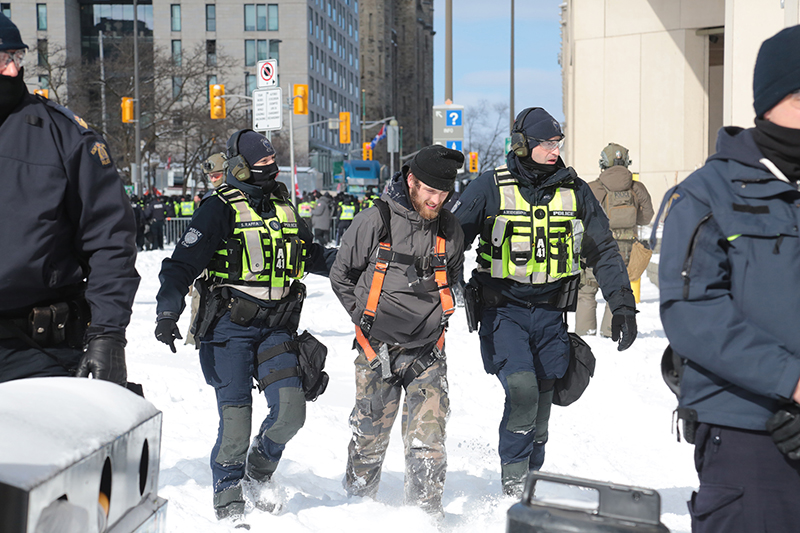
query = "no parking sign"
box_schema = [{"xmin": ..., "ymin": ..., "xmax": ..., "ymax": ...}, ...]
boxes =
[{"xmin": 257, "ymin": 59, "xmax": 278, "ymax": 88}]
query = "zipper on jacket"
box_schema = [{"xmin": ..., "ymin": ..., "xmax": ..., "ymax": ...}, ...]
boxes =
[{"xmin": 681, "ymin": 213, "xmax": 714, "ymax": 300}]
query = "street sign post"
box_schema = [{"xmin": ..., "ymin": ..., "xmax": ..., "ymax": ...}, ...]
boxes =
[
  {"xmin": 256, "ymin": 59, "xmax": 278, "ymax": 88},
  {"xmin": 252, "ymin": 87, "xmax": 283, "ymax": 131}
]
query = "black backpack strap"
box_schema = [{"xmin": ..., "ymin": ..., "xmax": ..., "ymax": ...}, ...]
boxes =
[{"xmin": 373, "ymin": 199, "xmax": 392, "ymax": 244}]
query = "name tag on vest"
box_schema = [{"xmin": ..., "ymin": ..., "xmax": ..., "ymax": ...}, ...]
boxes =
[{"xmin": 236, "ymin": 220, "xmax": 265, "ymax": 228}]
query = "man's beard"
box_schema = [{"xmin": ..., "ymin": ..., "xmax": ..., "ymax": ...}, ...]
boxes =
[{"xmin": 409, "ymin": 182, "xmax": 442, "ymax": 220}]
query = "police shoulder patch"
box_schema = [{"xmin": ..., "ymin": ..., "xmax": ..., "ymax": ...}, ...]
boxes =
[
  {"xmin": 181, "ymin": 227, "xmax": 203, "ymax": 247},
  {"xmin": 661, "ymin": 191, "xmax": 683, "ymax": 222},
  {"xmin": 89, "ymin": 141, "xmax": 113, "ymax": 167},
  {"xmin": 269, "ymin": 220, "xmax": 281, "ymax": 231}
]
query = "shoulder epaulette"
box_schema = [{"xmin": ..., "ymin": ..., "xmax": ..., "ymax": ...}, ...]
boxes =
[
  {"xmin": 493, "ymin": 165, "xmax": 518, "ymax": 186},
  {"xmin": 44, "ymin": 99, "xmax": 94, "ymax": 135}
]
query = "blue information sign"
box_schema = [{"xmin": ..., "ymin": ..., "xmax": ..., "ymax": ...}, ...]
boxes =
[
  {"xmin": 446, "ymin": 110, "xmax": 463, "ymax": 127},
  {"xmin": 447, "ymin": 140, "xmax": 462, "ymax": 151}
]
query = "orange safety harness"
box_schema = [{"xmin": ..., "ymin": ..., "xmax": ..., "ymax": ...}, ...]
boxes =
[{"xmin": 355, "ymin": 199, "xmax": 455, "ymax": 386}]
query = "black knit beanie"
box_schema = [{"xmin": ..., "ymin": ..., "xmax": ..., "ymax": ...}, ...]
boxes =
[
  {"xmin": 753, "ymin": 25, "xmax": 800, "ymax": 118},
  {"xmin": 0, "ymin": 13, "xmax": 28, "ymax": 51},
  {"xmin": 516, "ymin": 107, "xmax": 562, "ymax": 146},
  {"xmin": 408, "ymin": 145, "xmax": 465, "ymax": 191},
  {"xmin": 237, "ymin": 130, "xmax": 276, "ymax": 166}
]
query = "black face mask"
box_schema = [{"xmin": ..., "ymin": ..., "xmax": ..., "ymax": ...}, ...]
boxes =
[
  {"xmin": 250, "ymin": 162, "xmax": 279, "ymax": 182},
  {"xmin": 0, "ymin": 67, "xmax": 26, "ymax": 124},
  {"xmin": 752, "ymin": 117, "xmax": 800, "ymax": 182}
]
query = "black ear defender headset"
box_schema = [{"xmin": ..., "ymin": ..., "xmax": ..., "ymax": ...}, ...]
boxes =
[
  {"xmin": 509, "ymin": 107, "xmax": 541, "ymax": 158},
  {"xmin": 224, "ymin": 129, "xmax": 254, "ymax": 181}
]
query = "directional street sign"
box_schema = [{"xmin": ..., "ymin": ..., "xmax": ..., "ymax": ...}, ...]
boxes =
[
  {"xmin": 256, "ymin": 59, "xmax": 278, "ymax": 88},
  {"xmin": 445, "ymin": 140, "xmax": 462, "ymax": 151},
  {"xmin": 252, "ymin": 87, "xmax": 283, "ymax": 131},
  {"xmin": 432, "ymin": 103, "xmax": 465, "ymax": 142}
]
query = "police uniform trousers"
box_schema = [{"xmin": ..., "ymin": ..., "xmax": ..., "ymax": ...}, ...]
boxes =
[
  {"xmin": 345, "ymin": 345, "xmax": 449, "ymax": 514},
  {"xmin": 689, "ymin": 423, "xmax": 800, "ymax": 533},
  {"xmin": 478, "ymin": 303, "xmax": 569, "ymax": 485},
  {"xmin": 0, "ymin": 338, "xmax": 81, "ymax": 383},
  {"xmin": 198, "ymin": 312, "xmax": 306, "ymax": 511}
]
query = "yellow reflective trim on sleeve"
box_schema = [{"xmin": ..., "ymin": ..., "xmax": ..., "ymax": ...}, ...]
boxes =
[{"xmin": 727, "ymin": 234, "xmax": 741, "ymax": 241}]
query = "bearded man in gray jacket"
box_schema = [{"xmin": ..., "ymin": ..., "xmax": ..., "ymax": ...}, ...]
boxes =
[{"xmin": 330, "ymin": 145, "xmax": 465, "ymax": 518}]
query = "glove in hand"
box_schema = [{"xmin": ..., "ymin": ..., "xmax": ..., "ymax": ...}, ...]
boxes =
[
  {"xmin": 155, "ymin": 318, "xmax": 182, "ymax": 353},
  {"xmin": 611, "ymin": 311, "xmax": 637, "ymax": 352},
  {"xmin": 76, "ymin": 335, "xmax": 127, "ymax": 385},
  {"xmin": 766, "ymin": 404, "xmax": 800, "ymax": 460}
]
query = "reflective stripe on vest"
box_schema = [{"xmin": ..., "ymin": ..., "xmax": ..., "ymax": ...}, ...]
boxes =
[
  {"xmin": 208, "ymin": 186, "xmax": 306, "ymax": 299},
  {"xmin": 477, "ymin": 167, "xmax": 583, "ymax": 284}
]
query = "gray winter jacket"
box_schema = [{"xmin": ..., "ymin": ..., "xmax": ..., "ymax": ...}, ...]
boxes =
[
  {"xmin": 311, "ymin": 195, "xmax": 334, "ymax": 229},
  {"xmin": 330, "ymin": 173, "xmax": 465, "ymax": 348}
]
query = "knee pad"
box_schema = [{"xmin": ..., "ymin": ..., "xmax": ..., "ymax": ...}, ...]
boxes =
[
  {"xmin": 217, "ymin": 404, "xmax": 252, "ymax": 466},
  {"xmin": 506, "ymin": 372, "xmax": 539, "ymax": 433},
  {"xmin": 264, "ymin": 387, "xmax": 306, "ymax": 445}
]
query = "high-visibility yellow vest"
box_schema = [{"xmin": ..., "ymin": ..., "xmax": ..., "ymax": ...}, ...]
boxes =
[
  {"xmin": 339, "ymin": 203, "xmax": 356, "ymax": 220},
  {"xmin": 180, "ymin": 201, "xmax": 195, "ymax": 216},
  {"xmin": 298, "ymin": 201, "xmax": 313, "ymax": 217},
  {"xmin": 208, "ymin": 185, "xmax": 306, "ymax": 300},
  {"xmin": 477, "ymin": 166, "xmax": 583, "ymax": 284}
]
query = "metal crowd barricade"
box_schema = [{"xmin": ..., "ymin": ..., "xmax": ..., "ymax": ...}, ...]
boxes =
[{"xmin": 164, "ymin": 217, "xmax": 192, "ymax": 245}]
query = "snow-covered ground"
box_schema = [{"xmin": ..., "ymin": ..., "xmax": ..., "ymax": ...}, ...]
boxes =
[{"xmin": 128, "ymin": 245, "xmax": 696, "ymax": 532}]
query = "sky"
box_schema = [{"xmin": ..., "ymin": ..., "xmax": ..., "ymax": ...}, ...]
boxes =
[
  {"xmin": 2, "ymin": 243, "xmax": 697, "ymax": 533},
  {"xmin": 432, "ymin": 0, "xmax": 565, "ymax": 123}
]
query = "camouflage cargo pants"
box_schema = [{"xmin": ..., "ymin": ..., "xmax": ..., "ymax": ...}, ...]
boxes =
[{"xmin": 345, "ymin": 344, "xmax": 450, "ymax": 514}]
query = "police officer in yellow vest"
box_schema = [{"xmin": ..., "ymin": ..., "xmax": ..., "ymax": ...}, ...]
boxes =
[
  {"xmin": 336, "ymin": 193, "xmax": 359, "ymax": 244},
  {"xmin": 452, "ymin": 108, "xmax": 637, "ymax": 496},
  {"xmin": 180, "ymin": 197, "xmax": 195, "ymax": 217},
  {"xmin": 154, "ymin": 130, "xmax": 333, "ymax": 522},
  {"xmin": 298, "ymin": 195, "xmax": 314, "ymax": 227}
]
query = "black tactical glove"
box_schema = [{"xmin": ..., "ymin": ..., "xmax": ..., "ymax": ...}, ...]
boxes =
[
  {"xmin": 155, "ymin": 313, "xmax": 182, "ymax": 353},
  {"xmin": 611, "ymin": 309, "xmax": 637, "ymax": 352},
  {"xmin": 76, "ymin": 335, "xmax": 127, "ymax": 385},
  {"xmin": 766, "ymin": 404, "xmax": 800, "ymax": 460}
]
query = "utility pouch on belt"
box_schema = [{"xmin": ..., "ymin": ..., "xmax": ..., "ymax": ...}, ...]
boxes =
[
  {"xmin": 254, "ymin": 329, "xmax": 329, "ymax": 401},
  {"xmin": 30, "ymin": 303, "xmax": 70, "ymax": 346},
  {"xmin": 675, "ymin": 407, "xmax": 698, "ymax": 444},
  {"xmin": 464, "ymin": 282, "xmax": 482, "ymax": 333},
  {"xmin": 229, "ymin": 296, "xmax": 261, "ymax": 327},
  {"xmin": 552, "ymin": 274, "xmax": 579, "ymax": 311}
]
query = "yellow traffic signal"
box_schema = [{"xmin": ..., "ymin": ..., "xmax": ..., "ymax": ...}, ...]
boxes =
[
  {"xmin": 34, "ymin": 88, "xmax": 49, "ymax": 99},
  {"xmin": 468, "ymin": 151, "xmax": 479, "ymax": 173},
  {"xmin": 339, "ymin": 111, "xmax": 351, "ymax": 144},
  {"xmin": 293, "ymin": 84, "xmax": 309, "ymax": 115},
  {"xmin": 210, "ymin": 84, "xmax": 226, "ymax": 120},
  {"xmin": 362, "ymin": 142, "xmax": 372, "ymax": 161},
  {"xmin": 121, "ymin": 97, "xmax": 134, "ymax": 123}
]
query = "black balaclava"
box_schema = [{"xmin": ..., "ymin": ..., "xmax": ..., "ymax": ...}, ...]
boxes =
[
  {"xmin": 0, "ymin": 67, "xmax": 26, "ymax": 125},
  {"xmin": 752, "ymin": 117, "xmax": 800, "ymax": 182},
  {"xmin": 237, "ymin": 130, "xmax": 278, "ymax": 190}
]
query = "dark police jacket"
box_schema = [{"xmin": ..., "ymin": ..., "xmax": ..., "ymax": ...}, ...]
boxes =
[
  {"xmin": 156, "ymin": 178, "xmax": 332, "ymax": 318},
  {"xmin": 0, "ymin": 92, "xmax": 140, "ymax": 339},
  {"xmin": 453, "ymin": 153, "xmax": 633, "ymax": 312},
  {"xmin": 656, "ymin": 126, "xmax": 800, "ymax": 431}
]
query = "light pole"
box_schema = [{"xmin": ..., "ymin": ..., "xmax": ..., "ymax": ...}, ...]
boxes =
[
  {"xmin": 510, "ymin": 0, "xmax": 515, "ymax": 129},
  {"xmin": 133, "ymin": 0, "xmax": 142, "ymax": 194}
]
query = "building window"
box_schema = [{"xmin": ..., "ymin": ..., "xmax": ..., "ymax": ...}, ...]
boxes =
[
  {"xmin": 206, "ymin": 4, "xmax": 216, "ymax": 32},
  {"xmin": 37, "ymin": 39, "xmax": 47, "ymax": 67},
  {"xmin": 1, "ymin": 4, "xmax": 11, "ymax": 18},
  {"xmin": 171, "ymin": 4, "xmax": 181, "ymax": 32},
  {"xmin": 244, "ymin": 4, "xmax": 255, "ymax": 31},
  {"xmin": 269, "ymin": 39, "xmax": 279, "ymax": 64},
  {"xmin": 257, "ymin": 39, "xmax": 267, "ymax": 61},
  {"xmin": 354, "ymin": 0, "xmax": 358, "ymax": 14},
  {"xmin": 257, "ymin": 4, "xmax": 266, "ymax": 31},
  {"xmin": 36, "ymin": 4, "xmax": 47, "ymax": 31},
  {"xmin": 245, "ymin": 73, "xmax": 256, "ymax": 97},
  {"xmin": 207, "ymin": 74, "xmax": 217, "ymax": 100},
  {"xmin": 172, "ymin": 76, "xmax": 182, "ymax": 100},
  {"xmin": 206, "ymin": 40, "xmax": 216, "ymax": 66},
  {"xmin": 39, "ymin": 74, "xmax": 49, "ymax": 89},
  {"xmin": 308, "ymin": 8, "xmax": 313, "ymax": 35},
  {"xmin": 172, "ymin": 39, "xmax": 181, "ymax": 65},
  {"xmin": 268, "ymin": 4, "xmax": 278, "ymax": 31},
  {"xmin": 245, "ymin": 40, "xmax": 256, "ymax": 66}
]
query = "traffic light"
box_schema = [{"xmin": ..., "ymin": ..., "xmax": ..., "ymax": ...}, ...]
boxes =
[
  {"xmin": 121, "ymin": 97, "xmax": 134, "ymax": 123},
  {"xmin": 362, "ymin": 142, "xmax": 372, "ymax": 161},
  {"xmin": 209, "ymin": 84, "xmax": 226, "ymax": 120},
  {"xmin": 293, "ymin": 84, "xmax": 309, "ymax": 115},
  {"xmin": 339, "ymin": 111, "xmax": 351, "ymax": 144},
  {"xmin": 34, "ymin": 88, "xmax": 49, "ymax": 99},
  {"xmin": 468, "ymin": 151, "xmax": 479, "ymax": 173}
]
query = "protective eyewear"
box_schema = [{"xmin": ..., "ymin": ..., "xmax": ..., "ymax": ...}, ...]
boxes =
[
  {"xmin": 530, "ymin": 137, "xmax": 564, "ymax": 151},
  {"xmin": 0, "ymin": 50, "xmax": 26, "ymax": 69}
]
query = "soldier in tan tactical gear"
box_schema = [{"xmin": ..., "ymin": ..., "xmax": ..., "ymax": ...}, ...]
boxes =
[
  {"xmin": 575, "ymin": 143, "xmax": 654, "ymax": 337},
  {"xmin": 330, "ymin": 145, "xmax": 465, "ymax": 518}
]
